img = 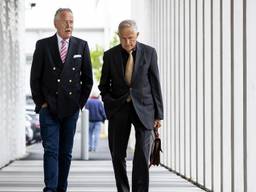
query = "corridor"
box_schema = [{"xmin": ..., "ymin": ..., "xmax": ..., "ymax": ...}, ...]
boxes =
[{"xmin": 1, "ymin": 0, "xmax": 256, "ymax": 192}]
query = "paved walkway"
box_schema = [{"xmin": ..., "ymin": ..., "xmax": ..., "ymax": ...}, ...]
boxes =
[
  {"xmin": 0, "ymin": 131, "xmax": 204, "ymax": 192},
  {"xmin": 0, "ymin": 160, "xmax": 205, "ymax": 192},
  {"xmin": 22, "ymin": 131, "xmax": 134, "ymax": 161}
]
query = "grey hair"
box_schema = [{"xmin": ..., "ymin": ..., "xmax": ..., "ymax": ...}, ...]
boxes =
[
  {"xmin": 54, "ymin": 8, "xmax": 73, "ymax": 20},
  {"xmin": 118, "ymin": 20, "xmax": 138, "ymax": 33}
]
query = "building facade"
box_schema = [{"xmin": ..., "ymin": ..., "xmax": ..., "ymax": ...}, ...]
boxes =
[{"xmin": 132, "ymin": 0, "xmax": 256, "ymax": 192}]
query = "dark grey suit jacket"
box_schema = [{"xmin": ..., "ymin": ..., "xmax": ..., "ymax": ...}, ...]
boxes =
[
  {"xmin": 30, "ymin": 34, "xmax": 93, "ymax": 118},
  {"xmin": 98, "ymin": 42, "xmax": 163, "ymax": 129}
]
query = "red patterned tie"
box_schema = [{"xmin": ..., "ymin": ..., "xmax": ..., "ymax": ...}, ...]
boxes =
[{"xmin": 60, "ymin": 40, "xmax": 67, "ymax": 63}]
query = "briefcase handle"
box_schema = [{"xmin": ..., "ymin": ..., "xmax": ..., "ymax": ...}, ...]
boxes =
[{"xmin": 154, "ymin": 128, "xmax": 160, "ymax": 139}]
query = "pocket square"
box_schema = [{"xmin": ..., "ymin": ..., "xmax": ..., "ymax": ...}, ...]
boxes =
[{"xmin": 73, "ymin": 54, "xmax": 82, "ymax": 58}]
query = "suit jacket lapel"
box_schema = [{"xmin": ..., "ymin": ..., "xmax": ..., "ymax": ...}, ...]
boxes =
[
  {"xmin": 50, "ymin": 35, "xmax": 62, "ymax": 67},
  {"xmin": 58, "ymin": 37, "xmax": 77, "ymax": 81},
  {"xmin": 131, "ymin": 42, "xmax": 143, "ymax": 85},
  {"xmin": 116, "ymin": 45, "xmax": 125, "ymax": 80}
]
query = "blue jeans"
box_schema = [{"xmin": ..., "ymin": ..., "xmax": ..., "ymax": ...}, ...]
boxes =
[
  {"xmin": 39, "ymin": 107, "xmax": 79, "ymax": 192},
  {"xmin": 89, "ymin": 121, "xmax": 102, "ymax": 151}
]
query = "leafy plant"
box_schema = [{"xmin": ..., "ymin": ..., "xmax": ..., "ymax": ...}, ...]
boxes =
[
  {"xmin": 109, "ymin": 33, "xmax": 120, "ymax": 48},
  {"xmin": 90, "ymin": 34, "xmax": 120, "ymax": 82},
  {"xmin": 90, "ymin": 44, "xmax": 104, "ymax": 82}
]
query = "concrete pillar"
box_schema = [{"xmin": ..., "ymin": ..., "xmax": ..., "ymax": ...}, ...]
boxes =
[{"xmin": 0, "ymin": 0, "xmax": 26, "ymax": 167}]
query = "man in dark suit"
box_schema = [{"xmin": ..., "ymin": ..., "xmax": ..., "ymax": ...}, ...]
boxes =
[
  {"xmin": 30, "ymin": 8, "xmax": 93, "ymax": 192},
  {"xmin": 99, "ymin": 20, "xmax": 163, "ymax": 192}
]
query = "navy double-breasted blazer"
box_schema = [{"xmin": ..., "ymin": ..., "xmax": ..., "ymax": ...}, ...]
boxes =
[
  {"xmin": 98, "ymin": 42, "xmax": 163, "ymax": 129},
  {"xmin": 30, "ymin": 34, "xmax": 93, "ymax": 118}
]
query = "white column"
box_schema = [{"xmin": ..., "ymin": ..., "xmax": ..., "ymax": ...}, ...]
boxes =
[
  {"xmin": 196, "ymin": 0, "xmax": 204, "ymax": 184},
  {"xmin": 247, "ymin": 0, "xmax": 256, "ymax": 191},
  {"xmin": 166, "ymin": 0, "xmax": 172, "ymax": 169},
  {"xmin": 204, "ymin": 0, "xmax": 213, "ymax": 189},
  {"xmin": 184, "ymin": 0, "xmax": 191, "ymax": 178},
  {"xmin": 233, "ymin": 0, "xmax": 245, "ymax": 191},
  {"xmin": 170, "ymin": 0, "xmax": 176, "ymax": 170},
  {"xmin": 179, "ymin": 0, "xmax": 185, "ymax": 176},
  {"xmin": 212, "ymin": 0, "xmax": 221, "ymax": 191},
  {"xmin": 190, "ymin": 0, "xmax": 197, "ymax": 181},
  {"xmin": 222, "ymin": 0, "xmax": 232, "ymax": 191}
]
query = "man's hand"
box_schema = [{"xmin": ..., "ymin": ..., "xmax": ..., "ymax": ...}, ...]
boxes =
[
  {"xmin": 41, "ymin": 103, "xmax": 48, "ymax": 108},
  {"xmin": 154, "ymin": 119, "xmax": 161, "ymax": 129}
]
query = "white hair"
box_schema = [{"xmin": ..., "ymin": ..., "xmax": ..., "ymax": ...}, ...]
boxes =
[
  {"xmin": 54, "ymin": 8, "xmax": 73, "ymax": 20},
  {"xmin": 118, "ymin": 20, "xmax": 138, "ymax": 33}
]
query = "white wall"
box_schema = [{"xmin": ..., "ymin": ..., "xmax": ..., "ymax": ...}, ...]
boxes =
[
  {"xmin": 25, "ymin": 0, "xmax": 131, "ymax": 50},
  {"xmin": 25, "ymin": 28, "xmax": 105, "ymax": 54},
  {"xmin": 132, "ymin": 0, "xmax": 252, "ymax": 191},
  {"xmin": 0, "ymin": 0, "xmax": 26, "ymax": 167},
  {"xmin": 130, "ymin": 0, "xmax": 152, "ymax": 45}
]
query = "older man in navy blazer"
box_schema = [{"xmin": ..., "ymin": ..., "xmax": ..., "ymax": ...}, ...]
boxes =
[
  {"xmin": 30, "ymin": 8, "xmax": 93, "ymax": 192},
  {"xmin": 99, "ymin": 20, "xmax": 163, "ymax": 192}
]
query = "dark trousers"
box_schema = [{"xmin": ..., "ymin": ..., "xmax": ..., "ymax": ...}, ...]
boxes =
[
  {"xmin": 39, "ymin": 107, "xmax": 79, "ymax": 192},
  {"xmin": 108, "ymin": 102, "xmax": 153, "ymax": 192}
]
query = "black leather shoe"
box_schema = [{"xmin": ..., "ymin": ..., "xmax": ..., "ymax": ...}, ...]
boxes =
[
  {"xmin": 43, "ymin": 189, "xmax": 56, "ymax": 192},
  {"xmin": 57, "ymin": 189, "xmax": 66, "ymax": 192}
]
